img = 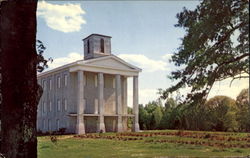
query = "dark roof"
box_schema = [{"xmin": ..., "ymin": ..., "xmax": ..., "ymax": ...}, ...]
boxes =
[{"xmin": 82, "ymin": 34, "xmax": 112, "ymax": 41}]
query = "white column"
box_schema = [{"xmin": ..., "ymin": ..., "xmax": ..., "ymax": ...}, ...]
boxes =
[
  {"xmin": 123, "ymin": 77, "xmax": 128, "ymax": 115},
  {"xmin": 98, "ymin": 72, "xmax": 105, "ymax": 132},
  {"xmin": 116, "ymin": 74, "xmax": 123, "ymax": 132},
  {"xmin": 122, "ymin": 77, "xmax": 128, "ymax": 131},
  {"xmin": 133, "ymin": 76, "xmax": 140, "ymax": 132},
  {"xmin": 76, "ymin": 71, "xmax": 85, "ymax": 134}
]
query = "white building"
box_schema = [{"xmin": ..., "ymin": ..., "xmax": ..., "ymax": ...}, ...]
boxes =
[{"xmin": 37, "ymin": 34, "xmax": 141, "ymax": 134}]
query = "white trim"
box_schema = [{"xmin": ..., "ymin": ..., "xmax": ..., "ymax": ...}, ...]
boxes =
[
  {"xmin": 69, "ymin": 65, "xmax": 139, "ymax": 77},
  {"xmin": 83, "ymin": 55, "xmax": 141, "ymax": 71},
  {"xmin": 37, "ymin": 61, "xmax": 79, "ymax": 78},
  {"xmin": 37, "ymin": 55, "xmax": 141, "ymax": 78}
]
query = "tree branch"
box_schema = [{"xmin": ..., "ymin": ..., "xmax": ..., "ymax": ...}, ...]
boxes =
[
  {"xmin": 218, "ymin": 53, "xmax": 249, "ymax": 67},
  {"xmin": 230, "ymin": 75, "xmax": 249, "ymax": 87}
]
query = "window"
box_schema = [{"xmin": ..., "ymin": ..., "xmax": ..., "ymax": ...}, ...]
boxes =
[
  {"xmin": 64, "ymin": 99, "xmax": 67, "ymax": 111},
  {"xmin": 64, "ymin": 75, "xmax": 68, "ymax": 87},
  {"xmin": 43, "ymin": 101, "xmax": 46, "ymax": 113},
  {"xmin": 42, "ymin": 80, "xmax": 46, "ymax": 90},
  {"xmin": 49, "ymin": 101, "xmax": 52, "ymax": 112},
  {"xmin": 100, "ymin": 38, "xmax": 104, "ymax": 53},
  {"xmin": 49, "ymin": 79, "xmax": 52, "ymax": 90},
  {"xmin": 57, "ymin": 99, "xmax": 61, "ymax": 112},
  {"xmin": 94, "ymin": 99, "xmax": 98, "ymax": 114},
  {"xmin": 87, "ymin": 40, "xmax": 90, "ymax": 54},
  {"xmin": 43, "ymin": 119, "xmax": 46, "ymax": 130},
  {"xmin": 56, "ymin": 119, "xmax": 60, "ymax": 131},
  {"xmin": 48, "ymin": 119, "xmax": 51, "ymax": 131},
  {"xmin": 57, "ymin": 76, "xmax": 61, "ymax": 88}
]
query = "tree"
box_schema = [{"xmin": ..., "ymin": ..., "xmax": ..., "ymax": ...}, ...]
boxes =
[
  {"xmin": 127, "ymin": 107, "xmax": 133, "ymax": 129},
  {"xmin": 235, "ymin": 88, "xmax": 250, "ymax": 132},
  {"xmin": 164, "ymin": 97, "xmax": 177, "ymax": 110},
  {"xmin": 0, "ymin": 1, "xmax": 39, "ymax": 157},
  {"xmin": 144, "ymin": 101, "xmax": 159, "ymax": 129},
  {"xmin": 138, "ymin": 104, "xmax": 148, "ymax": 130},
  {"xmin": 205, "ymin": 96, "xmax": 238, "ymax": 131},
  {"xmin": 161, "ymin": 0, "xmax": 249, "ymax": 105},
  {"xmin": 236, "ymin": 88, "xmax": 249, "ymax": 107},
  {"xmin": 166, "ymin": 105, "xmax": 184, "ymax": 129},
  {"xmin": 152, "ymin": 106, "xmax": 163, "ymax": 129}
]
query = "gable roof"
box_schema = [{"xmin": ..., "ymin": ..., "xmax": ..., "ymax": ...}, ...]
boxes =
[
  {"xmin": 38, "ymin": 55, "xmax": 141, "ymax": 78},
  {"xmin": 80, "ymin": 55, "xmax": 141, "ymax": 71}
]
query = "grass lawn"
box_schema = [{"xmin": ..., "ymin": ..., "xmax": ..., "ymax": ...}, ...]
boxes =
[{"xmin": 38, "ymin": 130, "xmax": 250, "ymax": 158}]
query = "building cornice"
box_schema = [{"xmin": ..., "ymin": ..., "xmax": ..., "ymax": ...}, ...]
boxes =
[
  {"xmin": 37, "ymin": 55, "xmax": 141, "ymax": 78},
  {"xmin": 82, "ymin": 33, "xmax": 112, "ymax": 41}
]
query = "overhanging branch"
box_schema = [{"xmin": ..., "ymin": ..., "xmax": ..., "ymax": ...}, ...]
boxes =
[{"xmin": 230, "ymin": 75, "xmax": 249, "ymax": 87}]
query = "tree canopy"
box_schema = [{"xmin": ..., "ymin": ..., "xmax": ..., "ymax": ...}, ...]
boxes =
[
  {"xmin": 161, "ymin": 0, "xmax": 249, "ymax": 104},
  {"xmin": 205, "ymin": 96, "xmax": 238, "ymax": 131},
  {"xmin": 235, "ymin": 88, "xmax": 250, "ymax": 131},
  {"xmin": 139, "ymin": 90, "xmax": 249, "ymax": 132}
]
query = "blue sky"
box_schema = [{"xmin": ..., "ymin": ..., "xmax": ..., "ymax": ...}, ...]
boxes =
[{"xmin": 37, "ymin": 1, "xmax": 248, "ymax": 105}]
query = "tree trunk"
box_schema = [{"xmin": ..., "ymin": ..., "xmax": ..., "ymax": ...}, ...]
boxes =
[{"xmin": 0, "ymin": 1, "xmax": 38, "ymax": 158}]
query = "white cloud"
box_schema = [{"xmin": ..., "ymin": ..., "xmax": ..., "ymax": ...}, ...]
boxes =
[
  {"xmin": 37, "ymin": 1, "xmax": 86, "ymax": 33},
  {"xmin": 162, "ymin": 53, "xmax": 173, "ymax": 61},
  {"xmin": 164, "ymin": 77, "xmax": 249, "ymax": 102},
  {"xmin": 118, "ymin": 54, "xmax": 168, "ymax": 72},
  {"xmin": 48, "ymin": 52, "xmax": 83, "ymax": 69},
  {"xmin": 128, "ymin": 88, "xmax": 160, "ymax": 106},
  {"xmin": 208, "ymin": 77, "xmax": 249, "ymax": 100}
]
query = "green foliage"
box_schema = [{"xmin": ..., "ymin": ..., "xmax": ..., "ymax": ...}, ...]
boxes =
[
  {"xmin": 235, "ymin": 88, "xmax": 250, "ymax": 132},
  {"xmin": 139, "ymin": 101, "xmax": 164, "ymax": 130},
  {"xmin": 152, "ymin": 106, "xmax": 163, "ymax": 128},
  {"xmin": 205, "ymin": 96, "xmax": 238, "ymax": 131},
  {"xmin": 164, "ymin": 97, "xmax": 177, "ymax": 109},
  {"xmin": 236, "ymin": 88, "xmax": 249, "ymax": 107},
  {"xmin": 127, "ymin": 107, "xmax": 133, "ymax": 129},
  {"xmin": 138, "ymin": 104, "xmax": 148, "ymax": 130},
  {"xmin": 140, "ymin": 89, "xmax": 249, "ymax": 132},
  {"xmin": 162, "ymin": 0, "xmax": 249, "ymax": 104},
  {"xmin": 36, "ymin": 40, "xmax": 53, "ymax": 73}
]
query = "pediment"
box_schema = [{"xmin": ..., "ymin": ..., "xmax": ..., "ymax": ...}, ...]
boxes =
[{"xmin": 84, "ymin": 56, "xmax": 141, "ymax": 72}]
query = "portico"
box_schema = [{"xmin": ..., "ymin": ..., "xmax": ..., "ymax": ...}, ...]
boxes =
[{"xmin": 70, "ymin": 59, "xmax": 140, "ymax": 134}]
